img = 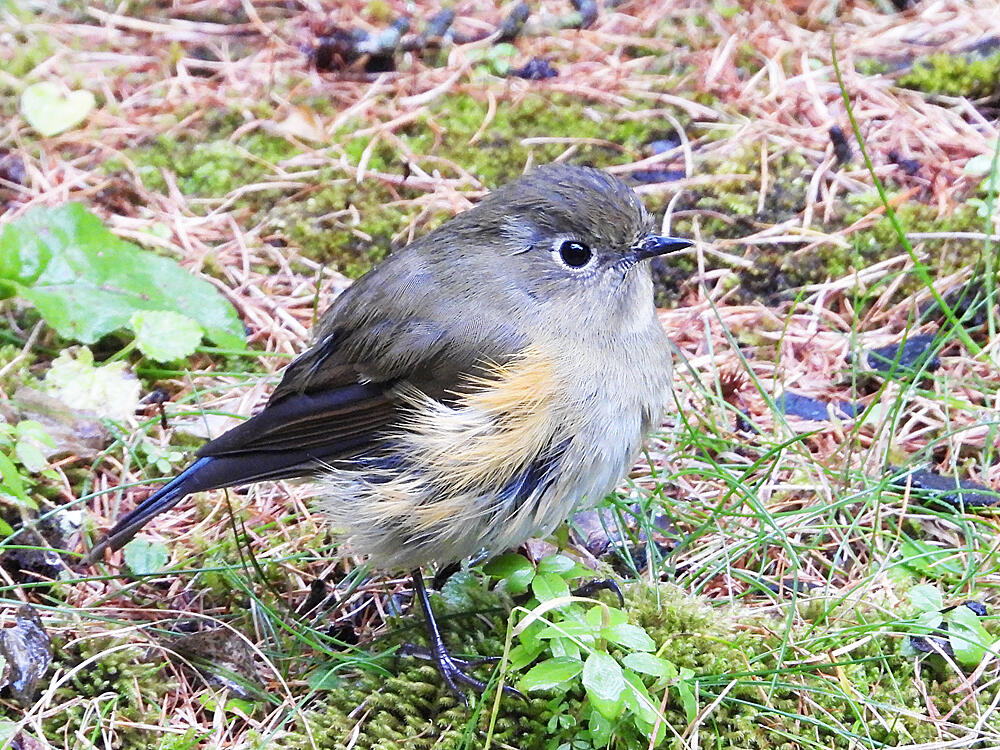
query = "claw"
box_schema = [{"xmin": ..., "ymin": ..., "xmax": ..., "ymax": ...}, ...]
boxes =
[{"xmin": 407, "ymin": 569, "xmax": 525, "ymax": 703}]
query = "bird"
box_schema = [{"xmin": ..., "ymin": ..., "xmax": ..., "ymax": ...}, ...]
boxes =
[{"xmin": 87, "ymin": 164, "xmax": 692, "ymax": 698}]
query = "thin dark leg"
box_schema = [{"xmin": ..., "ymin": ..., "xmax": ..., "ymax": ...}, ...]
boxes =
[{"xmin": 408, "ymin": 569, "xmax": 523, "ymax": 703}]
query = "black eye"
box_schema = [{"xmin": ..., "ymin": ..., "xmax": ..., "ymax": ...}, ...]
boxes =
[{"xmin": 558, "ymin": 241, "xmax": 593, "ymax": 268}]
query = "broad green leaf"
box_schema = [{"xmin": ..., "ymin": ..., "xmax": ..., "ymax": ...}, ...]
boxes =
[
  {"xmin": 532, "ymin": 572, "xmax": 571, "ymax": 603},
  {"xmin": 964, "ymin": 142, "xmax": 999, "ymax": 176},
  {"xmin": 130, "ymin": 310, "xmax": 205, "ymax": 362},
  {"xmin": 947, "ymin": 605, "xmax": 991, "ymax": 668},
  {"xmin": 0, "ymin": 204, "xmax": 244, "ymax": 349},
  {"xmin": 14, "ymin": 439, "xmax": 47, "ymax": 473},
  {"xmin": 622, "ymin": 669, "xmax": 662, "ymax": 727},
  {"xmin": 21, "ymin": 82, "xmax": 95, "ymax": 137},
  {"xmin": 623, "ymin": 652, "xmax": 677, "ymax": 678},
  {"xmin": 508, "ymin": 642, "xmax": 547, "ymax": 671},
  {"xmin": 537, "ymin": 554, "xmax": 576, "ymax": 576},
  {"xmin": 582, "ymin": 652, "xmax": 625, "ymax": 720},
  {"xmin": 538, "ymin": 619, "xmax": 599, "ymax": 643},
  {"xmin": 0, "ymin": 721, "xmax": 19, "ymax": 745},
  {"xmin": 912, "ymin": 609, "xmax": 944, "ymax": 635},
  {"xmin": 519, "ymin": 656, "xmax": 583, "ymax": 692},
  {"xmin": 587, "ymin": 708, "xmax": 613, "ymax": 748},
  {"xmin": 603, "ymin": 623, "xmax": 655, "ymax": 652},
  {"xmin": 484, "ymin": 553, "xmax": 535, "ymax": 595},
  {"xmin": 907, "ymin": 584, "xmax": 943, "ymax": 613},
  {"xmin": 586, "ymin": 604, "xmax": 627, "ymax": 629},
  {"xmin": 123, "ymin": 538, "xmax": 170, "ymax": 575}
]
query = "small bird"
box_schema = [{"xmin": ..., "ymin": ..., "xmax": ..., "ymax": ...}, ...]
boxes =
[{"xmin": 88, "ymin": 164, "xmax": 691, "ymax": 697}]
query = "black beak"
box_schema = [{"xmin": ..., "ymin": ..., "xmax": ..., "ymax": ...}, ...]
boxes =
[{"xmin": 630, "ymin": 235, "xmax": 693, "ymax": 262}]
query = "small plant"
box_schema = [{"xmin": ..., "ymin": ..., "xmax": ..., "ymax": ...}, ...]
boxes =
[
  {"xmin": 0, "ymin": 204, "xmax": 245, "ymax": 357},
  {"xmin": 901, "ymin": 583, "xmax": 995, "ymax": 669},
  {"xmin": 485, "ymin": 553, "xmax": 697, "ymax": 748},
  {"xmin": 0, "ymin": 419, "xmax": 56, "ymax": 528},
  {"xmin": 963, "ymin": 139, "xmax": 1000, "ymax": 220}
]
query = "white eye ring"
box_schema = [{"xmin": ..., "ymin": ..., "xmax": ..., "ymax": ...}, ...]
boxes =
[{"xmin": 553, "ymin": 239, "xmax": 595, "ymax": 270}]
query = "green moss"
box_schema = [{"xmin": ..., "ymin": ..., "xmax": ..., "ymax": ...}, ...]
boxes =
[
  {"xmin": 267, "ymin": 173, "xmax": 430, "ymax": 277},
  {"xmin": 400, "ymin": 92, "xmax": 681, "ymax": 187},
  {"xmin": 273, "ymin": 581, "xmax": 997, "ymax": 749},
  {"xmin": 29, "ymin": 636, "xmax": 176, "ymax": 749},
  {"xmin": 657, "ymin": 136, "xmax": 989, "ymax": 306},
  {"xmin": 265, "ymin": 92, "xmax": 690, "ymax": 276},
  {"xmin": 655, "ymin": 148, "xmax": 813, "ymax": 306},
  {"xmin": 856, "ymin": 58, "xmax": 891, "ymax": 76},
  {"xmin": 897, "ymin": 49, "xmax": 1000, "ymax": 99},
  {"xmin": 277, "ymin": 576, "xmax": 554, "ymax": 750},
  {"xmin": 122, "ymin": 129, "xmax": 298, "ymax": 200}
]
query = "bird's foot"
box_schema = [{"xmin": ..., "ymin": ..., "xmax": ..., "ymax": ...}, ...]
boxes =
[{"xmin": 399, "ymin": 642, "xmax": 524, "ymax": 703}]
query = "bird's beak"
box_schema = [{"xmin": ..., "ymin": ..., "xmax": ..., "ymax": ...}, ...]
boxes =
[{"xmin": 629, "ymin": 235, "xmax": 693, "ymax": 263}]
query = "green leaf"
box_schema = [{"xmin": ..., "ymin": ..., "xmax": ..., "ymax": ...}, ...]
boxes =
[
  {"xmin": 586, "ymin": 708, "xmax": 613, "ymax": 748},
  {"xmin": 21, "ymin": 82, "xmax": 96, "ymax": 137},
  {"xmin": 15, "ymin": 420, "xmax": 56, "ymax": 447},
  {"xmin": 129, "ymin": 310, "xmax": 205, "ymax": 362},
  {"xmin": 509, "ymin": 641, "xmax": 547, "ymax": 671},
  {"xmin": 123, "ymin": 538, "xmax": 170, "ymax": 575},
  {"xmin": 908, "ymin": 583, "xmax": 944, "ymax": 613},
  {"xmin": 947, "ymin": 605, "xmax": 991, "ymax": 668},
  {"xmin": 14, "ymin": 439, "xmax": 48, "ymax": 473},
  {"xmin": 0, "ymin": 204, "xmax": 244, "ymax": 349},
  {"xmin": 585, "ymin": 604, "xmax": 627, "ymax": 628},
  {"xmin": 0, "ymin": 450, "xmax": 36, "ymax": 509},
  {"xmin": 912, "ymin": 609, "xmax": 944, "ymax": 635},
  {"xmin": 532, "ymin": 572, "xmax": 571, "ymax": 603},
  {"xmin": 622, "ymin": 668, "xmax": 661, "ymax": 727},
  {"xmin": 898, "ymin": 537, "xmax": 964, "ymax": 580},
  {"xmin": 536, "ymin": 553, "xmax": 576, "ymax": 577},
  {"xmin": 484, "ymin": 552, "xmax": 535, "ymax": 595},
  {"xmin": 0, "ymin": 517, "xmax": 14, "ymax": 536},
  {"xmin": 0, "ymin": 721, "xmax": 19, "ymax": 745},
  {"xmin": 675, "ymin": 667, "xmax": 698, "ymax": 724},
  {"xmin": 307, "ymin": 666, "xmax": 344, "ymax": 690},
  {"xmin": 519, "ymin": 656, "xmax": 584, "ymax": 692},
  {"xmin": 582, "ymin": 652, "xmax": 625, "ymax": 720},
  {"xmin": 964, "ymin": 143, "xmax": 999, "ymax": 176},
  {"xmin": 603, "ymin": 622, "xmax": 656, "ymax": 652},
  {"xmin": 622, "ymin": 652, "xmax": 677, "ymax": 678},
  {"xmin": 538, "ymin": 619, "xmax": 600, "ymax": 643}
]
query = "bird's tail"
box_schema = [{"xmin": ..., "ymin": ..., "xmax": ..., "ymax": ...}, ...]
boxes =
[{"xmin": 85, "ymin": 456, "xmax": 226, "ymax": 564}]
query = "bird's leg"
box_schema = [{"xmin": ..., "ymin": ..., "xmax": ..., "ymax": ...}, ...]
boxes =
[{"xmin": 406, "ymin": 568, "xmax": 522, "ymax": 703}]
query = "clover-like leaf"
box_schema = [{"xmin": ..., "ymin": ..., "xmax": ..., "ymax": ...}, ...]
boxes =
[
  {"xmin": 130, "ymin": 310, "xmax": 205, "ymax": 362},
  {"xmin": 123, "ymin": 538, "xmax": 170, "ymax": 576},
  {"xmin": 21, "ymin": 82, "xmax": 95, "ymax": 137},
  {"xmin": 484, "ymin": 552, "xmax": 535, "ymax": 595}
]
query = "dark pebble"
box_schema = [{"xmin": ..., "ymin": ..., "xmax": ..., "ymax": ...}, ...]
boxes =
[
  {"xmin": 865, "ymin": 334, "xmax": 940, "ymax": 376},
  {"xmin": 511, "ymin": 58, "xmax": 558, "ymax": 80}
]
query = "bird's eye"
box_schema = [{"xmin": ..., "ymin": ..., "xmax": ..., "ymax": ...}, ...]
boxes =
[{"xmin": 557, "ymin": 240, "xmax": 593, "ymax": 269}]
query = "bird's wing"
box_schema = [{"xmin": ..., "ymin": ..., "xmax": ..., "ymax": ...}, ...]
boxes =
[{"xmin": 196, "ymin": 252, "xmax": 527, "ymax": 468}]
